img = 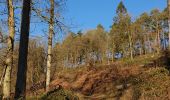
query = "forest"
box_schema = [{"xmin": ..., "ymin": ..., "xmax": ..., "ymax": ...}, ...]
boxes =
[{"xmin": 0, "ymin": 0, "xmax": 170, "ymax": 100}]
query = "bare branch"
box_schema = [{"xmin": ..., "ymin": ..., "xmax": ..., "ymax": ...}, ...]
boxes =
[{"xmin": 32, "ymin": 6, "xmax": 50, "ymax": 23}]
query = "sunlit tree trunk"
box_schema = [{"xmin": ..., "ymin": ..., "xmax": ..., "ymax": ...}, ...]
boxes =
[
  {"xmin": 139, "ymin": 47, "xmax": 142, "ymax": 55},
  {"xmin": 157, "ymin": 29, "xmax": 160, "ymax": 53},
  {"xmin": 129, "ymin": 42, "xmax": 133, "ymax": 60},
  {"xmin": 3, "ymin": 0, "xmax": 15, "ymax": 99},
  {"xmin": 111, "ymin": 50, "xmax": 114, "ymax": 62},
  {"xmin": 128, "ymin": 31, "xmax": 133, "ymax": 60},
  {"xmin": 15, "ymin": 0, "xmax": 31, "ymax": 99},
  {"xmin": 148, "ymin": 35, "xmax": 152, "ymax": 53},
  {"xmin": 46, "ymin": 0, "xmax": 54, "ymax": 92}
]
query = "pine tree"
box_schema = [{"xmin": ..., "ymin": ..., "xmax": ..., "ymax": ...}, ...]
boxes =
[
  {"xmin": 110, "ymin": 1, "xmax": 132, "ymax": 59},
  {"xmin": 116, "ymin": 1, "xmax": 127, "ymax": 14}
]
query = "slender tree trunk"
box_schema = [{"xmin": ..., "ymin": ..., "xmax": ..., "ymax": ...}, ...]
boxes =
[
  {"xmin": 102, "ymin": 53, "xmax": 104, "ymax": 64},
  {"xmin": 3, "ymin": 0, "xmax": 15, "ymax": 99},
  {"xmin": 156, "ymin": 21, "xmax": 160, "ymax": 53},
  {"xmin": 142, "ymin": 35, "xmax": 146, "ymax": 55},
  {"xmin": 14, "ymin": 0, "xmax": 31, "ymax": 99},
  {"xmin": 139, "ymin": 47, "xmax": 142, "ymax": 55},
  {"xmin": 148, "ymin": 35, "xmax": 152, "ymax": 53},
  {"xmin": 46, "ymin": 0, "xmax": 54, "ymax": 92},
  {"xmin": 163, "ymin": 31, "xmax": 166, "ymax": 50},
  {"xmin": 129, "ymin": 32, "xmax": 133, "ymax": 60},
  {"xmin": 112, "ymin": 50, "xmax": 114, "ymax": 62}
]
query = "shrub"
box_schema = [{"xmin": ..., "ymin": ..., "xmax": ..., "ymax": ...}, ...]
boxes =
[
  {"xmin": 40, "ymin": 87, "xmax": 79, "ymax": 100},
  {"xmin": 132, "ymin": 68, "xmax": 170, "ymax": 99}
]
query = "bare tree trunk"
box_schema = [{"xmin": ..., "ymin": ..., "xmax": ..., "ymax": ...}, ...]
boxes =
[
  {"xmin": 157, "ymin": 29, "xmax": 160, "ymax": 53},
  {"xmin": 3, "ymin": 0, "xmax": 15, "ymax": 99},
  {"xmin": 142, "ymin": 35, "xmax": 146, "ymax": 55},
  {"xmin": 162, "ymin": 31, "xmax": 166, "ymax": 50},
  {"xmin": 129, "ymin": 33, "xmax": 133, "ymax": 60},
  {"xmin": 46, "ymin": 0, "xmax": 54, "ymax": 92},
  {"xmin": 112, "ymin": 50, "xmax": 114, "ymax": 62},
  {"xmin": 139, "ymin": 47, "xmax": 142, "ymax": 55},
  {"xmin": 15, "ymin": 0, "xmax": 31, "ymax": 99},
  {"xmin": 148, "ymin": 35, "xmax": 152, "ymax": 53},
  {"xmin": 156, "ymin": 20, "xmax": 160, "ymax": 53}
]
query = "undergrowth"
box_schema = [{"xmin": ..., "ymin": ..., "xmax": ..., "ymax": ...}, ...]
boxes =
[{"xmin": 132, "ymin": 67, "xmax": 170, "ymax": 100}]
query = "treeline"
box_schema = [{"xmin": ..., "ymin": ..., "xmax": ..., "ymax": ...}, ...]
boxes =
[
  {"xmin": 52, "ymin": 1, "xmax": 169, "ymax": 67},
  {"xmin": 0, "ymin": 0, "xmax": 169, "ymax": 99}
]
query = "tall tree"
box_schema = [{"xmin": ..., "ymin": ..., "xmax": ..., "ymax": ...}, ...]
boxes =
[
  {"xmin": 110, "ymin": 1, "xmax": 132, "ymax": 58},
  {"xmin": 129, "ymin": 21, "xmax": 133, "ymax": 60},
  {"xmin": 46, "ymin": 0, "xmax": 54, "ymax": 92},
  {"xmin": 150, "ymin": 9, "xmax": 161, "ymax": 53},
  {"xmin": 116, "ymin": 1, "xmax": 127, "ymax": 15},
  {"xmin": 3, "ymin": 0, "xmax": 15, "ymax": 99},
  {"xmin": 31, "ymin": 0, "xmax": 65, "ymax": 91},
  {"xmin": 14, "ymin": 0, "xmax": 31, "ymax": 99},
  {"xmin": 136, "ymin": 12, "xmax": 151, "ymax": 55}
]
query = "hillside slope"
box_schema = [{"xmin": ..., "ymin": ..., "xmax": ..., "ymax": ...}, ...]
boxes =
[{"xmin": 28, "ymin": 54, "xmax": 170, "ymax": 100}]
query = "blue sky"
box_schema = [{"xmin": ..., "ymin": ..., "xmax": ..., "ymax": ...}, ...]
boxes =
[
  {"xmin": 64, "ymin": 0, "xmax": 167, "ymax": 33},
  {"xmin": 0, "ymin": 0, "xmax": 167, "ymax": 41}
]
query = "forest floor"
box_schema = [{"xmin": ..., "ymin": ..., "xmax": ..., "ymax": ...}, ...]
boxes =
[{"xmin": 28, "ymin": 52, "xmax": 170, "ymax": 100}]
